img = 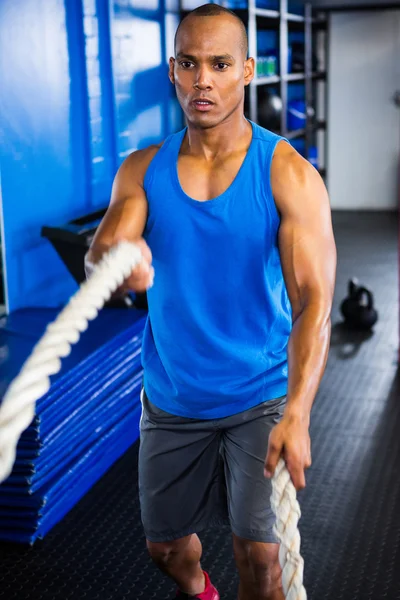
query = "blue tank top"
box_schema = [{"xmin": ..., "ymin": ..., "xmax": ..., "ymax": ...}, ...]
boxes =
[{"xmin": 141, "ymin": 120, "xmax": 292, "ymax": 419}]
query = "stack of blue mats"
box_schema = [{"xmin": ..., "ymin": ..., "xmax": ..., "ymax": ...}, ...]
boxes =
[{"xmin": 0, "ymin": 307, "xmax": 147, "ymax": 544}]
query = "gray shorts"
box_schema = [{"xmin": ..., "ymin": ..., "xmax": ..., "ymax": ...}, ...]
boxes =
[{"xmin": 138, "ymin": 389, "xmax": 286, "ymax": 544}]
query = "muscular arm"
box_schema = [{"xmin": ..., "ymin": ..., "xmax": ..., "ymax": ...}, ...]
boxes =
[
  {"xmin": 85, "ymin": 145, "xmax": 160, "ymax": 291},
  {"xmin": 265, "ymin": 142, "xmax": 337, "ymax": 489}
]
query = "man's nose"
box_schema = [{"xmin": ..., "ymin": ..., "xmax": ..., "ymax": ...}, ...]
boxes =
[{"xmin": 193, "ymin": 65, "xmax": 213, "ymax": 90}]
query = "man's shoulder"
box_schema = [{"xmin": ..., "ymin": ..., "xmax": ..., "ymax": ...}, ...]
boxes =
[
  {"xmin": 272, "ymin": 140, "xmax": 315, "ymax": 181},
  {"xmin": 118, "ymin": 142, "xmax": 164, "ymax": 182},
  {"xmin": 125, "ymin": 142, "xmax": 163, "ymax": 166},
  {"xmin": 271, "ymin": 141, "xmax": 324, "ymax": 210}
]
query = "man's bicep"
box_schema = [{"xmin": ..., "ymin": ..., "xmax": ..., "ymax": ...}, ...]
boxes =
[
  {"xmin": 273, "ymin": 152, "xmax": 336, "ymax": 318},
  {"xmin": 278, "ymin": 215, "xmax": 335, "ymax": 319},
  {"xmin": 87, "ymin": 148, "xmax": 156, "ymax": 263}
]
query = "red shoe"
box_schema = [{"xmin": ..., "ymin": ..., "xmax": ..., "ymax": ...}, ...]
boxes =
[{"xmin": 176, "ymin": 571, "xmax": 219, "ymax": 599}]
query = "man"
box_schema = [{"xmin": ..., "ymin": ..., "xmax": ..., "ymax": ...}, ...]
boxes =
[{"xmin": 86, "ymin": 4, "xmax": 336, "ymax": 600}]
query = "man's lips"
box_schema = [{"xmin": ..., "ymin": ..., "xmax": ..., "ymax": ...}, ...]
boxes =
[{"xmin": 191, "ymin": 99, "xmax": 215, "ymax": 111}]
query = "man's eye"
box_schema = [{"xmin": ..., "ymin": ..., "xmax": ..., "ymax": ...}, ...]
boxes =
[
  {"xmin": 180, "ymin": 61, "xmax": 194, "ymax": 69},
  {"xmin": 215, "ymin": 63, "xmax": 229, "ymax": 70}
]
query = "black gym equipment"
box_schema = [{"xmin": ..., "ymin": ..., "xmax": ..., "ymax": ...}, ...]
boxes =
[
  {"xmin": 257, "ymin": 89, "xmax": 282, "ymax": 132},
  {"xmin": 290, "ymin": 41, "xmax": 318, "ymax": 73},
  {"xmin": 340, "ymin": 278, "xmax": 378, "ymax": 330},
  {"xmin": 41, "ymin": 210, "xmax": 148, "ymax": 310}
]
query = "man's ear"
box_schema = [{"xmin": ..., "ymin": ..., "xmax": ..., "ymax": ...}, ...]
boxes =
[
  {"xmin": 244, "ymin": 57, "xmax": 255, "ymax": 87},
  {"xmin": 169, "ymin": 57, "xmax": 175, "ymax": 84}
]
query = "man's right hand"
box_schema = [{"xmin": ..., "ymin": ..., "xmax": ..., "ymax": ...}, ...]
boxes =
[
  {"xmin": 85, "ymin": 238, "xmax": 154, "ymax": 298},
  {"xmin": 122, "ymin": 238, "xmax": 154, "ymax": 293}
]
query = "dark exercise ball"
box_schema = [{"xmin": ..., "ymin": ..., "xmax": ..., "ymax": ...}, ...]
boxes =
[{"xmin": 257, "ymin": 89, "xmax": 282, "ymax": 132}]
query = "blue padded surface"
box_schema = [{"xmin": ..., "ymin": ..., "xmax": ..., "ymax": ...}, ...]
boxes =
[
  {"xmin": 38, "ymin": 340, "xmax": 143, "ymax": 431},
  {"xmin": 8, "ymin": 376, "xmax": 142, "ymax": 492},
  {"xmin": 0, "ymin": 307, "xmax": 146, "ymax": 543},
  {"xmin": 37, "ymin": 318, "xmax": 146, "ymax": 414},
  {"xmin": 0, "ymin": 405, "xmax": 142, "ymax": 544},
  {"xmin": 0, "ymin": 307, "xmax": 146, "ymax": 398},
  {"xmin": 38, "ymin": 404, "xmax": 142, "ymax": 539}
]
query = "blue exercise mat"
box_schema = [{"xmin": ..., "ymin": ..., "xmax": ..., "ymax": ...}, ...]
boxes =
[
  {"xmin": 0, "ymin": 372, "xmax": 143, "ymax": 493},
  {"xmin": 0, "ymin": 308, "xmax": 146, "ymax": 399},
  {"xmin": 38, "ymin": 343, "xmax": 143, "ymax": 435},
  {"xmin": 14, "ymin": 378, "xmax": 142, "ymax": 492},
  {"xmin": 36, "ymin": 320, "xmax": 145, "ymax": 417},
  {"xmin": 0, "ymin": 402, "xmax": 142, "ymax": 544},
  {"xmin": 0, "ymin": 307, "xmax": 146, "ymax": 543}
]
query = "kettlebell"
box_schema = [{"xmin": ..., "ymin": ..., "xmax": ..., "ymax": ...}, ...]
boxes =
[{"xmin": 340, "ymin": 279, "xmax": 378, "ymax": 331}]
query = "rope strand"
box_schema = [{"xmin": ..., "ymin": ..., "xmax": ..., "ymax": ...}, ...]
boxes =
[
  {"xmin": 0, "ymin": 241, "xmax": 142, "ymax": 483},
  {"xmin": 271, "ymin": 458, "xmax": 307, "ymax": 599}
]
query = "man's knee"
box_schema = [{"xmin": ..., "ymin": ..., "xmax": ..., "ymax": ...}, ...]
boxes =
[
  {"xmin": 233, "ymin": 535, "xmax": 282, "ymax": 589},
  {"xmin": 233, "ymin": 535, "xmax": 280, "ymax": 569}
]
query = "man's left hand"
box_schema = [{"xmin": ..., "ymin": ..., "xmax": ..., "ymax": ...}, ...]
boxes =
[{"xmin": 264, "ymin": 414, "xmax": 312, "ymax": 490}]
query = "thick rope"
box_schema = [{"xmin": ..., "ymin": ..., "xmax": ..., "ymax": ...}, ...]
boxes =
[
  {"xmin": 0, "ymin": 241, "xmax": 306, "ymax": 599},
  {"xmin": 0, "ymin": 241, "xmax": 142, "ymax": 484},
  {"xmin": 271, "ymin": 458, "xmax": 307, "ymax": 599}
]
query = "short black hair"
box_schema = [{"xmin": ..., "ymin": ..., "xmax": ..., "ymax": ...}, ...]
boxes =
[{"xmin": 174, "ymin": 3, "xmax": 248, "ymax": 59}]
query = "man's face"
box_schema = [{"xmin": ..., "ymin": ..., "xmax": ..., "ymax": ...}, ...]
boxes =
[{"xmin": 169, "ymin": 15, "xmax": 254, "ymax": 128}]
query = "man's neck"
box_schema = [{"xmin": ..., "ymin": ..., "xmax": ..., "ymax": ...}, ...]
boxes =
[{"xmin": 182, "ymin": 114, "xmax": 252, "ymax": 161}]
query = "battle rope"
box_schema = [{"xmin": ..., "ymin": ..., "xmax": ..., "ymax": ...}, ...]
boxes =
[
  {"xmin": 0, "ymin": 241, "xmax": 306, "ymax": 598},
  {"xmin": 271, "ymin": 458, "xmax": 307, "ymax": 599},
  {"xmin": 0, "ymin": 241, "xmax": 142, "ymax": 483}
]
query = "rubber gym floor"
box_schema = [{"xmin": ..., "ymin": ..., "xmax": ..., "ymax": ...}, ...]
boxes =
[{"xmin": 0, "ymin": 210, "xmax": 398, "ymax": 600}]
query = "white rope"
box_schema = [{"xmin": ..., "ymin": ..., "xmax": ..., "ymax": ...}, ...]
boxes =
[
  {"xmin": 0, "ymin": 241, "xmax": 143, "ymax": 484},
  {"xmin": 271, "ymin": 458, "xmax": 307, "ymax": 599},
  {"xmin": 0, "ymin": 240, "xmax": 307, "ymax": 600}
]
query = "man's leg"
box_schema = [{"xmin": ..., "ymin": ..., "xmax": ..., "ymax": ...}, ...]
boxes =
[
  {"xmin": 147, "ymin": 534, "xmax": 205, "ymax": 595},
  {"xmin": 220, "ymin": 395, "xmax": 287, "ymax": 600},
  {"xmin": 232, "ymin": 535, "xmax": 284, "ymax": 600},
  {"xmin": 139, "ymin": 390, "xmax": 222, "ymax": 597}
]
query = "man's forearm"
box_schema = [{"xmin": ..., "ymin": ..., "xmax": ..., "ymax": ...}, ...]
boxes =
[
  {"xmin": 84, "ymin": 242, "xmax": 113, "ymax": 277},
  {"xmin": 283, "ymin": 304, "xmax": 331, "ymax": 424}
]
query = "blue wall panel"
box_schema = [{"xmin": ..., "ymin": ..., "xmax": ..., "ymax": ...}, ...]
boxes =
[
  {"xmin": 111, "ymin": 1, "xmax": 182, "ymax": 163},
  {"xmin": 0, "ymin": 0, "xmax": 91, "ymax": 312},
  {"xmin": 83, "ymin": 0, "xmax": 119, "ymax": 207},
  {"xmin": 0, "ymin": 0, "xmax": 183, "ymax": 314}
]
